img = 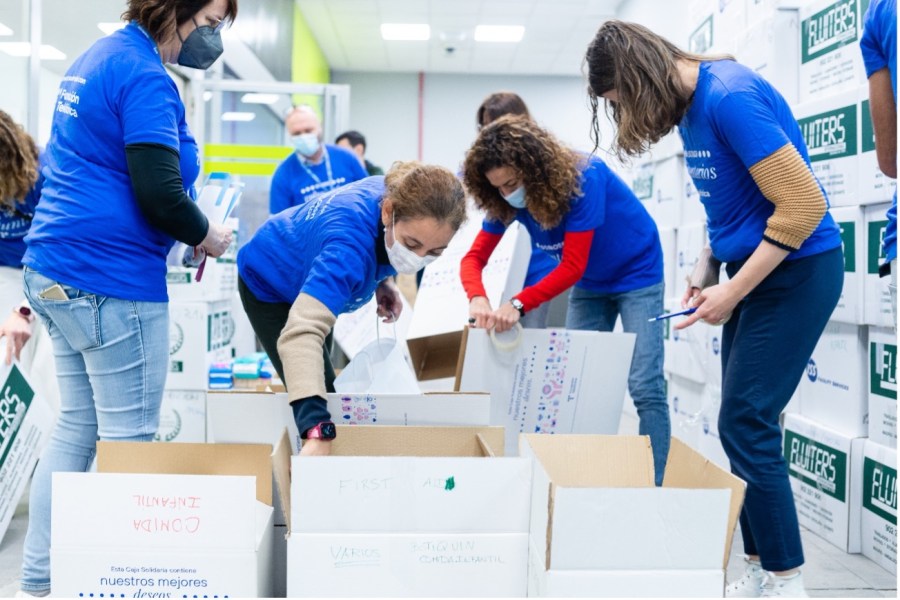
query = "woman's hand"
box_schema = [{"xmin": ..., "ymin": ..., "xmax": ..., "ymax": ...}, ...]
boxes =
[
  {"xmin": 299, "ymin": 438, "xmax": 332, "ymax": 456},
  {"xmin": 681, "ymin": 284, "xmax": 700, "ymax": 310},
  {"xmin": 674, "ymin": 282, "xmax": 737, "ymax": 330},
  {"xmin": 0, "ymin": 311, "xmax": 34, "ymax": 365},
  {"xmin": 376, "ymin": 278, "xmax": 402, "ymax": 323},
  {"xmin": 491, "ymin": 302, "xmax": 521, "ymax": 333},
  {"xmin": 200, "ymin": 222, "xmax": 233, "ymax": 258},
  {"xmin": 468, "ymin": 296, "xmax": 494, "ymax": 329}
]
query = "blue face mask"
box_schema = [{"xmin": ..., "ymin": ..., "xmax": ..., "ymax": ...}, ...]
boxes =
[
  {"xmin": 292, "ymin": 133, "xmax": 321, "ymax": 157},
  {"xmin": 177, "ymin": 17, "xmax": 224, "ymax": 70},
  {"xmin": 502, "ymin": 185, "xmax": 526, "ymax": 209}
]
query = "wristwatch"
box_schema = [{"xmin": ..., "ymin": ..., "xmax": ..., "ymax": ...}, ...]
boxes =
[
  {"xmin": 13, "ymin": 302, "xmax": 35, "ymax": 324},
  {"xmin": 305, "ymin": 421, "xmax": 337, "ymax": 440},
  {"xmin": 510, "ymin": 297, "xmax": 525, "ymax": 317}
]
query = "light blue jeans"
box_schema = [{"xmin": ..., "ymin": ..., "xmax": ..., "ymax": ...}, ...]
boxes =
[
  {"xmin": 20, "ymin": 268, "xmax": 168, "ymax": 593},
  {"xmin": 566, "ymin": 281, "xmax": 669, "ymax": 485}
]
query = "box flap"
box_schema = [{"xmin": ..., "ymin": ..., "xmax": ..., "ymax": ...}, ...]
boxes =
[
  {"xmin": 407, "ymin": 330, "xmax": 465, "ymax": 381},
  {"xmin": 331, "ymin": 425, "xmax": 504, "ymax": 457},
  {"xmin": 273, "ymin": 428, "xmax": 293, "ymax": 532},
  {"xmin": 97, "ymin": 440, "xmax": 274, "ymax": 506},
  {"xmin": 520, "ymin": 434, "xmax": 654, "ymax": 487},
  {"xmin": 326, "ymin": 390, "xmax": 490, "ymax": 427},
  {"xmin": 662, "ymin": 437, "xmax": 746, "ymax": 568}
]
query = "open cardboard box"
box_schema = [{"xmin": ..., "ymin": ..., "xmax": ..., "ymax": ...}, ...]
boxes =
[
  {"xmin": 406, "ymin": 327, "xmax": 469, "ymax": 384},
  {"xmin": 521, "ymin": 434, "xmax": 745, "ymax": 598},
  {"xmin": 50, "ymin": 436, "xmax": 289, "ymax": 598},
  {"xmin": 285, "ymin": 425, "xmax": 531, "ymax": 597}
]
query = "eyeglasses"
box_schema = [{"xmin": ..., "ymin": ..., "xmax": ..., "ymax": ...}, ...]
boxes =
[{"xmin": 203, "ymin": 15, "xmax": 231, "ymax": 33}]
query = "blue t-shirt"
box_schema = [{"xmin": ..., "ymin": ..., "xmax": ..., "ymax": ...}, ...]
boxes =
[
  {"xmin": 678, "ymin": 61, "xmax": 842, "ymax": 263},
  {"xmin": 860, "ymin": 0, "xmax": 897, "ymax": 262},
  {"xmin": 269, "ymin": 144, "xmax": 368, "ymax": 214},
  {"xmin": 0, "ymin": 152, "xmax": 44, "ymax": 268},
  {"xmin": 524, "ymin": 247, "xmax": 557, "ymax": 286},
  {"xmin": 23, "ymin": 23, "xmax": 199, "ymax": 301},
  {"xmin": 238, "ymin": 177, "xmax": 397, "ymax": 316},
  {"xmin": 483, "ymin": 155, "xmax": 663, "ymax": 294}
]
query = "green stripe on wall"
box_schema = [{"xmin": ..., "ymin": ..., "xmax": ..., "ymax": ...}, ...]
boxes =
[
  {"xmin": 292, "ymin": 4, "xmax": 330, "ymax": 110},
  {"xmin": 203, "ymin": 160, "xmax": 279, "ymax": 177},
  {"xmin": 205, "ymin": 144, "xmax": 292, "ymax": 160}
]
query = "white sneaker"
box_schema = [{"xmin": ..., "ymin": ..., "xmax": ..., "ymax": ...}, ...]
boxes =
[
  {"xmin": 726, "ymin": 559, "xmax": 765, "ymax": 597},
  {"xmin": 760, "ymin": 572, "xmax": 808, "ymax": 598}
]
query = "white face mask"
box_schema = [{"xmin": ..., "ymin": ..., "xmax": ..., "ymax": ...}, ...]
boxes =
[
  {"xmin": 385, "ymin": 213, "xmax": 438, "ymax": 274},
  {"xmin": 292, "ymin": 133, "xmax": 320, "ymax": 157}
]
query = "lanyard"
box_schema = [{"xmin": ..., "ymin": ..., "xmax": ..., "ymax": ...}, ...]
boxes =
[{"xmin": 298, "ymin": 147, "xmax": 333, "ymax": 187}]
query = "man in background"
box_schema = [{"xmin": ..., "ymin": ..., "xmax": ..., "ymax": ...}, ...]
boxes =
[
  {"xmin": 269, "ymin": 106, "xmax": 367, "ymax": 214},
  {"xmin": 336, "ymin": 130, "xmax": 384, "ymax": 176}
]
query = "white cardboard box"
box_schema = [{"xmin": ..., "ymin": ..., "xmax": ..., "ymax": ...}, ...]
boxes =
[
  {"xmin": 51, "ymin": 439, "xmax": 282, "ymax": 598},
  {"xmin": 860, "ymin": 440, "xmax": 897, "ymax": 574},
  {"xmin": 154, "ymin": 390, "xmax": 206, "ymax": 443},
  {"xmin": 521, "ymin": 434, "xmax": 745, "ymax": 598},
  {"xmin": 674, "ymin": 224, "xmax": 707, "ymax": 302},
  {"xmin": 166, "ymin": 217, "xmax": 239, "ymax": 303},
  {"xmin": 864, "ymin": 203, "xmax": 895, "ymax": 326},
  {"xmin": 167, "ymin": 300, "xmax": 234, "ymax": 390},
  {"xmin": 636, "ymin": 156, "xmax": 684, "ymax": 229},
  {"xmin": 831, "ymin": 206, "xmax": 866, "ymax": 324},
  {"xmin": 659, "ymin": 227, "xmax": 677, "ymax": 304},
  {"xmin": 858, "ymin": 87, "xmax": 899, "ymax": 204},
  {"xmin": 699, "ymin": 389, "xmax": 730, "ymax": 470},
  {"xmin": 796, "ymin": 89, "xmax": 861, "ymax": 207},
  {"xmin": 799, "ymin": 0, "xmax": 866, "ymax": 103},
  {"xmin": 0, "ymin": 362, "xmax": 54, "ymax": 545},
  {"xmin": 458, "ymin": 328, "xmax": 634, "ymax": 456},
  {"xmin": 665, "ymin": 315, "xmax": 710, "ymax": 384},
  {"xmin": 783, "ymin": 413, "xmax": 864, "ymax": 553},
  {"xmin": 668, "ymin": 374, "xmax": 707, "ymax": 450},
  {"xmin": 286, "ymin": 426, "xmax": 530, "ymax": 598},
  {"xmin": 798, "ymin": 321, "xmax": 868, "ymax": 437},
  {"xmin": 868, "ymin": 327, "xmax": 897, "ymax": 445},
  {"xmin": 681, "ymin": 175, "xmax": 707, "ymax": 228},
  {"xmin": 736, "ymin": 8, "xmax": 801, "ymax": 105}
]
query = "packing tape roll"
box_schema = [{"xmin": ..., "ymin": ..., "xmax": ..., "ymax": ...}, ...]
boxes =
[{"xmin": 490, "ymin": 323, "xmax": 523, "ymax": 353}]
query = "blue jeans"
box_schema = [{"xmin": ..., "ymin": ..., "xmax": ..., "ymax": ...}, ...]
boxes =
[
  {"xmin": 20, "ymin": 268, "xmax": 169, "ymax": 593},
  {"xmin": 719, "ymin": 247, "xmax": 843, "ymax": 572},
  {"xmin": 566, "ymin": 281, "xmax": 669, "ymax": 485}
]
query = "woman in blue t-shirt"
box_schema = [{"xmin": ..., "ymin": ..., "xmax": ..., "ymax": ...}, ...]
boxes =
[
  {"xmin": 17, "ymin": 0, "xmax": 238, "ymax": 596},
  {"xmin": 459, "ymin": 116, "xmax": 669, "ymax": 485},
  {"xmin": 238, "ymin": 162, "xmax": 467, "ymax": 457},
  {"xmin": 585, "ymin": 21, "xmax": 843, "ymax": 597}
]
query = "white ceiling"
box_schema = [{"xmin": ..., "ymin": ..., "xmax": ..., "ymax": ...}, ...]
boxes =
[{"xmin": 297, "ymin": 0, "xmax": 623, "ymax": 76}]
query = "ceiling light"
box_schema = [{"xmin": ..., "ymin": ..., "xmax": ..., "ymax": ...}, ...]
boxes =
[
  {"xmin": 0, "ymin": 22, "xmax": 13, "ymax": 36},
  {"xmin": 221, "ymin": 111, "xmax": 256, "ymax": 122},
  {"xmin": 241, "ymin": 93, "xmax": 280, "ymax": 105},
  {"xmin": 97, "ymin": 22, "xmax": 126, "ymax": 35},
  {"xmin": 0, "ymin": 42, "xmax": 66, "ymax": 60},
  {"xmin": 474, "ymin": 25, "xmax": 524, "ymax": 43},
  {"xmin": 380, "ymin": 23, "xmax": 430, "ymax": 41}
]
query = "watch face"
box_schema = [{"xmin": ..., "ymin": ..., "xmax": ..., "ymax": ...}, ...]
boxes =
[{"xmin": 320, "ymin": 422, "xmax": 337, "ymax": 439}]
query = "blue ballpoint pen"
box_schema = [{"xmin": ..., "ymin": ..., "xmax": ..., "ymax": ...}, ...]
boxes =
[{"xmin": 647, "ymin": 307, "xmax": 697, "ymax": 322}]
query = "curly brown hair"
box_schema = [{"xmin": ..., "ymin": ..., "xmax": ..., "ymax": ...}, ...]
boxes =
[
  {"xmin": 463, "ymin": 115, "xmax": 583, "ymax": 229},
  {"xmin": 384, "ymin": 161, "xmax": 467, "ymax": 231},
  {"xmin": 122, "ymin": 0, "xmax": 238, "ymax": 47},
  {"xmin": 584, "ymin": 20, "xmax": 733, "ymax": 159},
  {"xmin": 0, "ymin": 110, "xmax": 39, "ymax": 210}
]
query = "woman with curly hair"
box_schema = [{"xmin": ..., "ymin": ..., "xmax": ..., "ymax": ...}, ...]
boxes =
[
  {"xmin": 584, "ymin": 20, "xmax": 843, "ymax": 597},
  {"xmin": 460, "ymin": 115, "xmax": 668, "ymax": 484}
]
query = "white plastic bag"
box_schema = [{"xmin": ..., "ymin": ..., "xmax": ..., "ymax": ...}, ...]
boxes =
[{"xmin": 334, "ymin": 336, "xmax": 420, "ymax": 394}]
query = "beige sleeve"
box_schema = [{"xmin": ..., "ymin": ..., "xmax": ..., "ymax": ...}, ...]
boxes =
[
  {"xmin": 748, "ymin": 143, "xmax": 828, "ymax": 251},
  {"xmin": 277, "ymin": 293, "xmax": 337, "ymax": 400}
]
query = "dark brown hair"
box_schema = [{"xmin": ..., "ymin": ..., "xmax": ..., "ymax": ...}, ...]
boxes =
[
  {"xmin": 463, "ymin": 115, "xmax": 582, "ymax": 229},
  {"xmin": 384, "ymin": 161, "xmax": 467, "ymax": 231},
  {"xmin": 0, "ymin": 110, "xmax": 38, "ymax": 210},
  {"xmin": 123, "ymin": 0, "xmax": 238, "ymax": 46},
  {"xmin": 476, "ymin": 92, "xmax": 531, "ymax": 129},
  {"xmin": 584, "ymin": 20, "xmax": 732, "ymax": 159}
]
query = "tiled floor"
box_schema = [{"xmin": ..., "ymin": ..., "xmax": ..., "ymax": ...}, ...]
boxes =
[{"xmin": 0, "ymin": 415, "xmax": 895, "ymax": 598}]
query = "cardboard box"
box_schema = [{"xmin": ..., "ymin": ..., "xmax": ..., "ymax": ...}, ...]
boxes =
[
  {"xmin": 0, "ymin": 362, "xmax": 54, "ymax": 545},
  {"xmin": 636, "ymin": 156, "xmax": 684, "ymax": 229},
  {"xmin": 799, "ymin": 0, "xmax": 866, "ymax": 103},
  {"xmin": 681, "ymin": 174, "xmax": 707, "ymax": 228},
  {"xmin": 457, "ymin": 328, "xmax": 634, "ymax": 456},
  {"xmin": 521, "ymin": 434, "xmax": 745, "ymax": 597},
  {"xmin": 830, "ymin": 206, "xmax": 866, "ymax": 324},
  {"xmin": 688, "ymin": 0, "xmax": 717, "ymax": 54},
  {"xmin": 868, "ymin": 327, "xmax": 897, "ymax": 445},
  {"xmin": 167, "ymin": 300, "xmax": 234, "ymax": 390},
  {"xmin": 798, "ymin": 321, "xmax": 868, "ymax": 437},
  {"xmin": 668, "ymin": 374, "xmax": 707, "ymax": 450},
  {"xmin": 736, "ymin": 8, "xmax": 801, "ymax": 105},
  {"xmin": 859, "ymin": 88, "xmax": 899, "ymax": 204},
  {"xmin": 334, "ymin": 293, "xmax": 413, "ymax": 360},
  {"xmin": 674, "ymin": 224, "xmax": 707, "ymax": 302},
  {"xmin": 329, "ymin": 391, "xmax": 490, "ymax": 426},
  {"xmin": 860, "ymin": 440, "xmax": 897, "ymax": 574},
  {"xmin": 698, "ymin": 391, "xmax": 730, "ymax": 470},
  {"xmin": 406, "ymin": 211, "xmax": 529, "ymax": 381},
  {"xmin": 796, "ymin": 89, "xmax": 860, "ymax": 207},
  {"xmin": 51, "ymin": 438, "xmax": 285, "ymax": 598},
  {"xmin": 665, "ymin": 313, "xmax": 710, "ymax": 384},
  {"xmin": 166, "ymin": 217, "xmax": 239, "ymax": 302},
  {"xmin": 154, "ymin": 390, "xmax": 206, "ymax": 443},
  {"xmin": 286, "ymin": 426, "xmax": 531, "ymax": 597},
  {"xmin": 659, "ymin": 227, "xmax": 677, "ymax": 304},
  {"xmin": 783, "ymin": 413, "xmax": 864, "ymax": 553},
  {"xmin": 864, "ymin": 203, "xmax": 894, "ymax": 326}
]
